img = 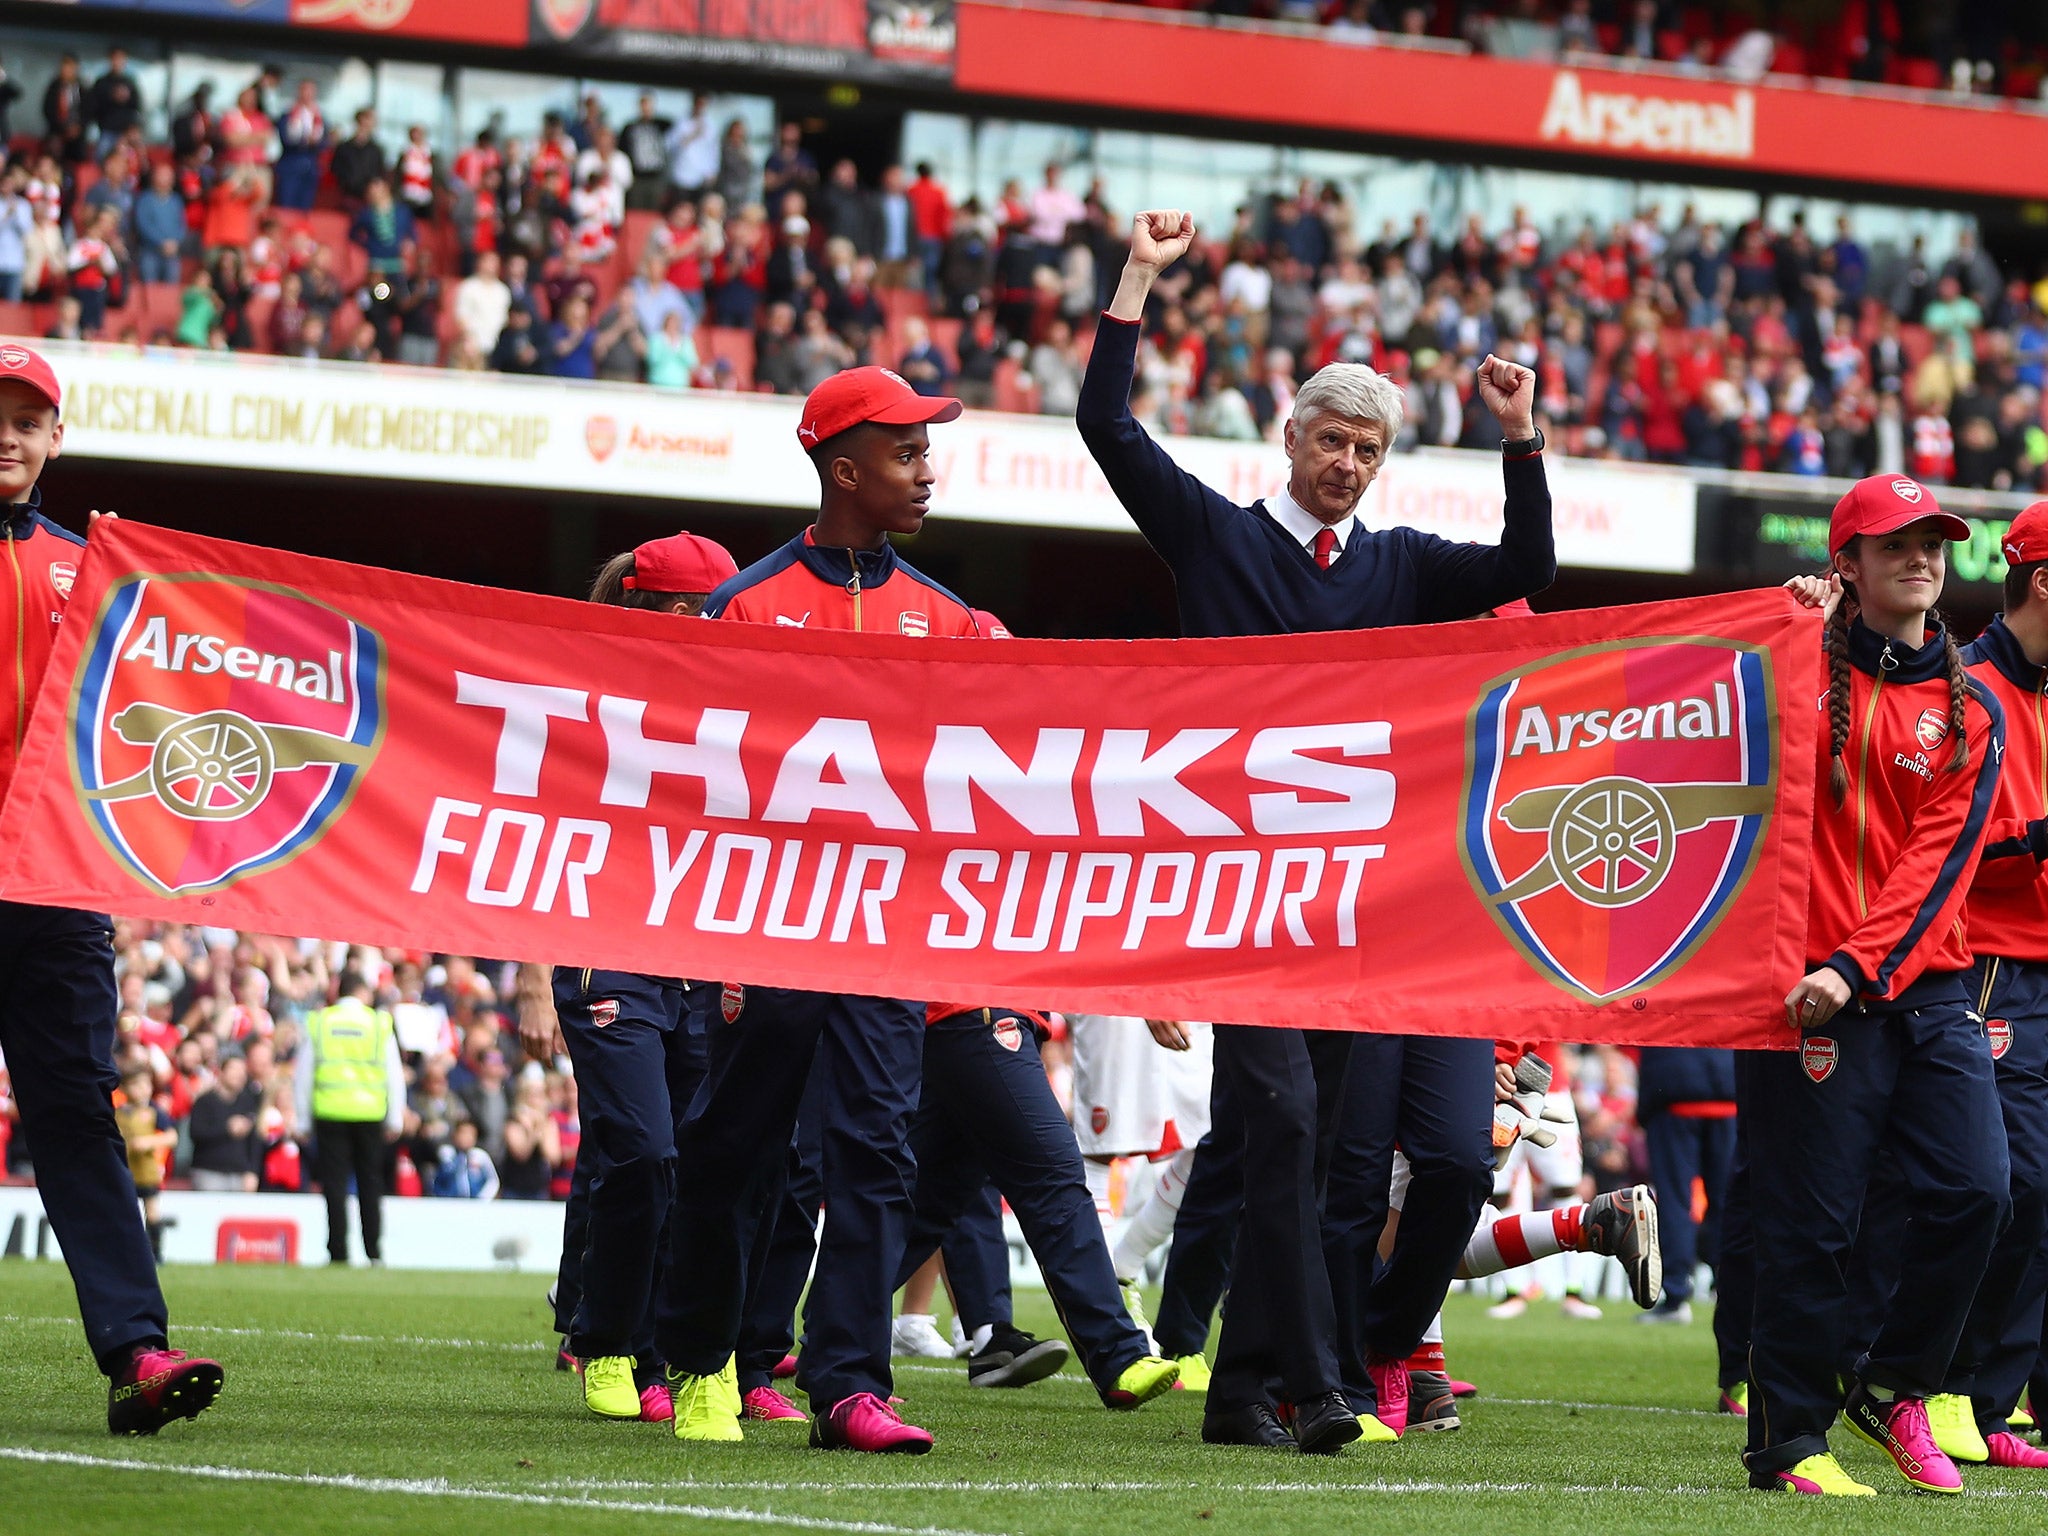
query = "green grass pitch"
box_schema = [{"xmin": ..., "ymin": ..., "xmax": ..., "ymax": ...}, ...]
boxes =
[{"xmin": 2, "ymin": 1262, "xmax": 2044, "ymax": 1533}]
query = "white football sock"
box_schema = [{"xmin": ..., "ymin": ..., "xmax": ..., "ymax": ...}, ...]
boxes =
[{"xmin": 1112, "ymin": 1148, "xmax": 1194, "ymax": 1278}]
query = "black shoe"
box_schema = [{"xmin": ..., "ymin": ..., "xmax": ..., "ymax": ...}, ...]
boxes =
[
  {"xmin": 967, "ymin": 1325, "xmax": 1070, "ymax": 1388},
  {"xmin": 1202, "ymin": 1402, "xmax": 1294, "ymax": 1448},
  {"xmin": 1290, "ymin": 1390, "xmax": 1365, "ymax": 1455},
  {"xmin": 1408, "ymin": 1370, "xmax": 1461, "ymax": 1432}
]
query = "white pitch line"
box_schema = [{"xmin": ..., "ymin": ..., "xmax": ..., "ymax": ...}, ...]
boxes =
[
  {"xmin": 0, "ymin": 1314, "xmax": 545, "ymax": 1354},
  {"xmin": 0, "ymin": 1447, "xmax": 1010, "ymax": 1535}
]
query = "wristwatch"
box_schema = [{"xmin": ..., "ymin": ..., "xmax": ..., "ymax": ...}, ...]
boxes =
[{"xmin": 1501, "ymin": 428, "xmax": 1545, "ymax": 459}]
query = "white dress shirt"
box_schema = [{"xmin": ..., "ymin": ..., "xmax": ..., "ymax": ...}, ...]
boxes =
[{"xmin": 1265, "ymin": 482, "xmax": 1356, "ymax": 566}]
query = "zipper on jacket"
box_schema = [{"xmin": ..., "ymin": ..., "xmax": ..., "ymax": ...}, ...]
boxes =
[
  {"xmin": 1850, "ymin": 643, "xmax": 1894, "ymax": 918},
  {"xmin": 5, "ymin": 524, "xmax": 23, "ymax": 759},
  {"xmin": 2036, "ymin": 677, "xmax": 2045, "ymax": 816},
  {"xmin": 846, "ymin": 550, "xmax": 863, "ymax": 631}
]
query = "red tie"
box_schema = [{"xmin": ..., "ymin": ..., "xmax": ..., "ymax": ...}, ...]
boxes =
[{"xmin": 1312, "ymin": 527, "xmax": 1338, "ymax": 570}]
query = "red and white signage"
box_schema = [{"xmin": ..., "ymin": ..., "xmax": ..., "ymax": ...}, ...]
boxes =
[
  {"xmin": 953, "ymin": 2, "xmax": 2048, "ymax": 200},
  {"xmin": 0, "ymin": 523, "xmax": 1820, "ymax": 1045},
  {"xmin": 41, "ymin": 343, "xmax": 1697, "ymax": 576}
]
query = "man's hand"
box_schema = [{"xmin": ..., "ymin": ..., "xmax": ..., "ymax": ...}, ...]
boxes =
[
  {"xmin": 1145, "ymin": 1017, "xmax": 1192, "ymax": 1051},
  {"xmin": 88, "ymin": 509, "xmax": 118, "ymax": 531},
  {"xmin": 1784, "ymin": 573, "xmax": 1843, "ymax": 623},
  {"xmin": 1474, "ymin": 354, "xmax": 1536, "ymax": 438},
  {"xmin": 515, "ymin": 962, "xmax": 562, "ymax": 1063},
  {"xmin": 1495, "ymin": 1060, "xmax": 1516, "ymax": 1104},
  {"xmin": 1108, "ymin": 210, "xmax": 1197, "ymax": 323}
]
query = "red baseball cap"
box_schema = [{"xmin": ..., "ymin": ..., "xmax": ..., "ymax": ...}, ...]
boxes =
[
  {"xmin": 797, "ymin": 366, "xmax": 961, "ymax": 450},
  {"xmin": 2003, "ymin": 502, "xmax": 2048, "ymax": 565},
  {"xmin": 1829, "ymin": 474, "xmax": 1968, "ymax": 553},
  {"xmin": 972, "ymin": 609, "xmax": 1012, "ymax": 638},
  {"xmin": 0, "ymin": 342, "xmax": 61, "ymax": 416},
  {"xmin": 623, "ymin": 531, "xmax": 739, "ymax": 594}
]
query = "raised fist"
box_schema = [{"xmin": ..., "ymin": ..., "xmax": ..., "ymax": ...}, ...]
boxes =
[
  {"xmin": 1128, "ymin": 210, "xmax": 1197, "ymax": 275},
  {"xmin": 1474, "ymin": 354, "xmax": 1537, "ymax": 436}
]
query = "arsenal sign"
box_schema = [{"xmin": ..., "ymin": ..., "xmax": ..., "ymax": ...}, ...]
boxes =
[
  {"xmin": 1462, "ymin": 639, "xmax": 1775, "ymax": 1005},
  {"xmin": 0, "ymin": 523, "xmax": 1822, "ymax": 1048},
  {"xmin": 68, "ymin": 572, "xmax": 385, "ymax": 895}
]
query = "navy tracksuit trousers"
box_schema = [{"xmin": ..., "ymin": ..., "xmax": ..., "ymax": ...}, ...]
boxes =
[
  {"xmin": 894, "ymin": 1008, "xmax": 1149, "ymax": 1394},
  {"xmin": 554, "ymin": 967, "xmax": 700, "ymax": 1362},
  {"xmin": 1153, "ymin": 1070, "xmax": 1243, "ymax": 1361},
  {"xmin": 0, "ymin": 901, "xmax": 167, "ymax": 1374},
  {"xmin": 1644, "ymin": 1114, "xmax": 1736, "ymax": 1303},
  {"xmin": 1841, "ymin": 959, "xmax": 2048, "ymax": 1437},
  {"xmin": 1324, "ymin": 1033, "xmax": 1495, "ymax": 1416},
  {"xmin": 1744, "ymin": 992, "xmax": 2009, "ymax": 1477},
  {"xmin": 1712, "ymin": 1060, "xmax": 1757, "ymax": 1393},
  {"xmin": 658, "ymin": 985, "xmax": 923, "ymax": 1414},
  {"xmin": 736, "ymin": 1059, "xmax": 825, "ymax": 1394},
  {"xmin": 1205, "ymin": 1023, "xmax": 1353, "ymax": 1414},
  {"xmin": 938, "ymin": 1181, "xmax": 1012, "ymax": 1332}
]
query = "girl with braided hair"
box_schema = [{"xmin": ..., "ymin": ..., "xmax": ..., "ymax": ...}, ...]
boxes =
[{"xmin": 1745, "ymin": 476, "xmax": 2011, "ymax": 1498}]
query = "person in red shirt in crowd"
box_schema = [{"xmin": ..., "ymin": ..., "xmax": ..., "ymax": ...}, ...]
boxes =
[
  {"xmin": 65, "ymin": 207, "xmax": 120, "ymax": 334},
  {"xmin": 217, "ymin": 85, "xmax": 273, "ymax": 197},
  {"xmin": 658, "ymin": 368, "xmax": 984, "ymax": 1456},
  {"xmin": 1758, "ymin": 477, "xmax": 2010, "ymax": 1497},
  {"xmin": 397, "ymin": 124, "xmax": 435, "ymax": 220},
  {"xmin": 0, "ymin": 345, "xmax": 226, "ymax": 1433},
  {"xmin": 907, "ymin": 161, "xmax": 952, "ymax": 295}
]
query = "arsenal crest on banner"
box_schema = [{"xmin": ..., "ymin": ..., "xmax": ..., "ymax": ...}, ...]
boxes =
[
  {"xmin": 1461, "ymin": 638, "xmax": 1777, "ymax": 1006},
  {"xmin": 67, "ymin": 574, "xmax": 386, "ymax": 896}
]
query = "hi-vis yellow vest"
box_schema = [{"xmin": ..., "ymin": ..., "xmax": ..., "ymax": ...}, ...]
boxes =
[{"xmin": 307, "ymin": 997, "xmax": 393, "ymax": 1122}]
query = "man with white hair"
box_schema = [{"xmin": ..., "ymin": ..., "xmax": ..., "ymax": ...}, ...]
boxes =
[{"xmin": 1076, "ymin": 209, "xmax": 1553, "ymax": 1454}]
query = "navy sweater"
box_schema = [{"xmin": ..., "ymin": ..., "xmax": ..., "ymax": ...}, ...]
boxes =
[{"xmin": 1076, "ymin": 315, "xmax": 1557, "ymax": 638}]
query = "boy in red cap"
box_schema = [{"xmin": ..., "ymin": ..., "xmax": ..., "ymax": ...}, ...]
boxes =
[
  {"xmin": 0, "ymin": 342, "xmax": 226, "ymax": 1433},
  {"xmin": 657, "ymin": 367, "xmax": 978, "ymax": 1454},
  {"xmin": 520, "ymin": 529, "xmax": 747, "ymax": 1428},
  {"xmin": 1751, "ymin": 474, "xmax": 2009, "ymax": 1495}
]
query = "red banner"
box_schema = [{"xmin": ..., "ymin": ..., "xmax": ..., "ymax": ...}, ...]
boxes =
[
  {"xmin": 0, "ymin": 523, "xmax": 1820, "ymax": 1046},
  {"xmin": 954, "ymin": 3, "xmax": 2048, "ymax": 201}
]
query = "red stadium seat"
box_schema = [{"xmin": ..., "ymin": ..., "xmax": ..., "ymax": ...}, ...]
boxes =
[
  {"xmin": 1899, "ymin": 323, "xmax": 1933, "ymax": 367},
  {"xmin": 992, "ymin": 357, "xmax": 1039, "ymax": 414},
  {"xmin": 705, "ymin": 327, "xmax": 755, "ymax": 389},
  {"xmin": 241, "ymin": 296, "xmax": 277, "ymax": 353},
  {"xmin": 0, "ymin": 301, "xmax": 40, "ymax": 340},
  {"xmin": 136, "ymin": 283, "xmax": 184, "ymax": 338},
  {"xmin": 928, "ymin": 317, "xmax": 963, "ymax": 371}
]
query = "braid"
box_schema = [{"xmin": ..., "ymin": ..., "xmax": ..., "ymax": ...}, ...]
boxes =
[
  {"xmin": 1825, "ymin": 586, "xmax": 1857, "ymax": 808},
  {"xmin": 1934, "ymin": 607, "xmax": 1971, "ymax": 774}
]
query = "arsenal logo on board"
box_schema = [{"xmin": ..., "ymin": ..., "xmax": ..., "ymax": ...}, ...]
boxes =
[
  {"xmin": 1461, "ymin": 638, "xmax": 1777, "ymax": 1005},
  {"xmin": 533, "ymin": 0, "xmax": 594, "ymax": 42},
  {"xmin": 68, "ymin": 573, "xmax": 385, "ymax": 896},
  {"xmin": 585, "ymin": 415, "xmax": 618, "ymax": 462}
]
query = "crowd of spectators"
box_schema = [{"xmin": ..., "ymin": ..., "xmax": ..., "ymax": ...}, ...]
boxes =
[
  {"xmin": 4, "ymin": 43, "xmax": 2048, "ymax": 490},
  {"xmin": 1112, "ymin": 0, "xmax": 2048, "ymax": 99},
  {"xmin": 0, "ymin": 920, "xmax": 581, "ymax": 1207}
]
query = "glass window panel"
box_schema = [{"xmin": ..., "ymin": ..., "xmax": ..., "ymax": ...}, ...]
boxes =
[
  {"xmin": 374, "ymin": 60, "xmax": 451, "ymax": 158},
  {"xmin": 456, "ymin": 69, "xmax": 577, "ymax": 152}
]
